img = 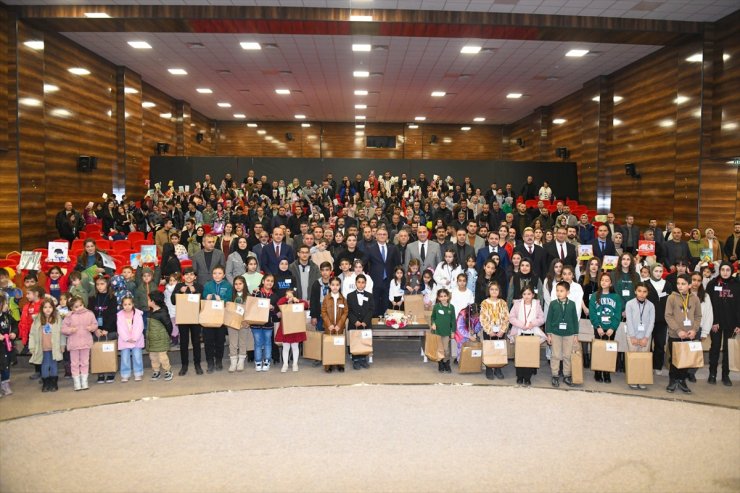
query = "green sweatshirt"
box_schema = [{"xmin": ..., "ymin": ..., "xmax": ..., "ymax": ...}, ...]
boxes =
[
  {"xmin": 589, "ymin": 292, "xmax": 623, "ymax": 331},
  {"xmin": 613, "ymin": 272, "xmax": 636, "ymax": 304},
  {"xmin": 430, "ymin": 303, "xmax": 456, "ymax": 337},
  {"xmin": 545, "ymin": 298, "xmax": 579, "ymax": 336}
]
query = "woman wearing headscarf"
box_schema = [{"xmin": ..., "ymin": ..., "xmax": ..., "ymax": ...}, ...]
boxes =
[{"xmin": 225, "ymin": 236, "xmax": 254, "ymax": 284}]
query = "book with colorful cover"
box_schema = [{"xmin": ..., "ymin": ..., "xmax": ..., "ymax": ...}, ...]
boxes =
[
  {"xmin": 577, "ymin": 244, "xmax": 593, "ymax": 261},
  {"xmin": 699, "ymin": 248, "xmax": 713, "ymax": 263},
  {"xmin": 637, "ymin": 240, "xmax": 656, "ymax": 257},
  {"xmin": 47, "ymin": 241, "xmax": 69, "ymax": 262},
  {"xmin": 602, "ymin": 255, "xmax": 618, "ymax": 271},
  {"xmin": 130, "ymin": 253, "xmax": 141, "ymax": 269},
  {"xmin": 140, "ymin": 245, "xmax": 157, "ymax": 264}
]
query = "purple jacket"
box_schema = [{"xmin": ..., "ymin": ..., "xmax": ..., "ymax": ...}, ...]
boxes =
[
  {"xmin": 61, "ymin": 309, "xmax": 98, "ymax": 350},
  {"xmin": 117, "ymin": 309, "xmax": 145, "ymax": 349}
]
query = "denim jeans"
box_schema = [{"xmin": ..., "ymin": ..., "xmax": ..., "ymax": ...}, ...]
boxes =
[
  {"xmin": 252, "ymin": 328, "xmax": 273, "ymax": 363},
  {"xmin": 120, "ymin": 347, "xmax": 144, "ymax": 377},
  {"xmin": 41, "ymin": 351, "xmax": 58, "ymax": 378}
]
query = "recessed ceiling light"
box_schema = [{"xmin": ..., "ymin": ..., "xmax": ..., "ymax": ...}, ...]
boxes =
[
  {"xmin": 350, "ymin": 15, "xmax": 373, "ymax": 21},
  {"xmin": 275, "ymin": 89, "xmax": 291, "ymax": 95},
  {"xmin": 415, "ymin": 116, "xmax": 426, "ymax": 121},
  {"xmin": 159, "ymin": 112, "xmax": 172, "ymax": 119},
  {"xmin": 24, "ymin": 40, "xmax": 44, "ymax": 50},
  {"xmin": 68, "ymin": 67, "xmax": 90, "ymax": 75},
  {"xmin": 294, "ymin": 114, "xmax": 306, "ymax": 119},
  {"xmin": 431, "ymin": 91, "xmax": 446, "ymax": 97},
  {"xmin": 408, "ymin": 124, "xmax": 419, "ymax": 129},
  {"xmin": 142, "ymin": 101, "xmax": 156, "ymax": 108},
  {"xmin": 552, "ymin": 118, "xmax": 567, "ymax": 125},
  {"xmin": 473, "ymin": 117, "xmax": 486, "ymax": 122},
  {"xmin": 674, "ymin": 95, "xmax": 689, "ymax": 104},
  {"xmin": 168, "ymin": 68, "xmax": 187, "ymax": 75},
  {"xmin": 613, "ymin": 118, "xmax": 623, "ymax": 126},
  {"xmin": 686, "ymin": 53, "xmax": 702, "ymax": 62},
  {"xmin": 461, "ymin": 45, "xmax": 482, "ymax": 54},
  {"xmin": 43, "ymin": 84, "xmax": 59, "ymax": 93},
  {"xmin": 233, "ymin": 113, "xmax": 246, "ymax": 119},
  {"xmin": 352, "ymin": 44, "xmax": 372, "ymax": 52},
  {"xmin": 50, "ymin": 108, "xmax": 72, "ymax": 118},
  {"xmin": 355, "ymin": 131, "xmax": 364, "ymax": 136},
  {"xmin": 356, "ymin": 124, "xmax": 365, "ymax": 129},
  {"xmin": 217, "ymin": 102, "xmax": 232, "ymax": 108},
  {"xmin": 240, "ymin": 42, "xmax": 262, "ymax": 50},
  {"xmin": 247, "ymin": 123, "xmax": 258, "ymax": 127},
  {"xmin": 353, "ymin": 70, "xmax": 370, "ymax": 78},
  {"xmin": 566, "ymin": 49, "xmax": 589, "ymax": 57},
  {"xmin": 461, "ymin": 126, "xmax": 471, "ymax": 131},
  {"xmin": 127, "ymin": 41, "xmax": 151, "ymax": 49},
  {"xmin": 257, "ymin": 129, "xmax": 266, "ymax": 134},
  {"xmin": 19, "ymin": 97, "xmax": 42, "ymax": 107},
  {"xmin": 301, "ymin": 123, "xmax": 311, "ymax": 128},
  {"xmin": 507, "ymin": 93, "xmax": 522, "ymax": 99},
  {"xmin": 659, "ymin": 119, "xmax": 674, "ymax": 127},
  {"xmin": 124, "ymin": 87, "xmax": 138, "ymax": 94},
  {"xmin": 196, "ymin": 88, "xmax": 213, "ymax": 94},
  {"xmin": 355, "ymin": 104, "xmax": 367, "ymax": 109},
  {"xmin": 354, "ymin": 90, "xmax": 368, "ymax": 96},
  {"xmin": 355, "ymin": 115, "xmax": 366, "ymax": 120},
  {"xmin": 84, "ymin": 12, "xmax": 110, "ymax": 18}
]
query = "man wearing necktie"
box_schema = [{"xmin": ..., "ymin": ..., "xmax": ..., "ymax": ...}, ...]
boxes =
[
  {"xmin": 368, "ymin": 228, "xmax": 401, "ymax": 316},
  {"xmin": 590, "ymin": 225, "xmax": 616, "ymax": 260},
  {"xmin": 545, "ymin": 227, "xmax": 577, "ymax": 267},
  {"xmin": 476, "ymin": 231, "xmax": 509, "ymax": 272}
]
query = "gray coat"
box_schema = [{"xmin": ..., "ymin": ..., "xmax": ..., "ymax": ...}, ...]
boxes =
[
  {"xmin": 404, "ymin": 240, "xmax": 442, "ymax": 273},
  {"xmin": 191, "ymin": 248, "xmax": 226, "ymax": 285},
  {"xmin": 288, "ymin": 260, "xmax": 320, "ymax": 301}
]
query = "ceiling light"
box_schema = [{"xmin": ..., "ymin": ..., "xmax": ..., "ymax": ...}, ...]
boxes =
[
  {"xmin": 24, "ymin": 40, "xmax": 44, "ymax": 50},
  {"xmin": 431, "ymin": 91, "xmax": 446, "ymax": 97},
  {"xmin": 414, "ymin": 116, "xmax": 426, "ymax": 121},
  {"xmin": 240, "ymin": 42, "xmax": 262, "ymax": 50},
  {"xmin": 159, "ymin": 112, "xmax": 172, "ymax": 119},
  {"xmin": 613, "ymin": 118, "xmax": 623, "ymax": 126},
  {"xmin": 257, "ymin": 129, "xmax": 266, "ymax": 134},
  {"xmin": 675, "ymin": 96, "xmax": 689, "ymax": 104},
  {"xmin": 168, "ymin": 68, "xmax": 187, "ymax": 75},
  {"xmin": 352, "ymin": 44, "xmax": 372, "ymax": 52},
  {"xmin": 722, "ymin": 122, "xmax": 738, "ymax": 130},
  {"xmin": 275, "ymin": 89, "xmax": 291, "ymax": 95},
  {"xmin": 473, "ymin": 117, "xmax": 485, "ymax": 122},
  {"xmin": 124, "ymin": 87, "xmax": 138, "ymax": 94},
  {"xmin": 50, "ymin": 108, "xmax": 72, "ymax": 118},
  {"xmin": 659, "ymin": 119, "xmax": 674, "ymax": 127},
  {"xmin": 247, "ymin": 123, "xmax": 258, "ymax": 127},
  {"xmin": 566, "ymin": 49, "xmax": 589, "ymax": 57},
  {"xmin": 356, "ymin": 124, "xmax": 365, "ymax": 129},
  {"xmin": 196, "ymin": 88, "xmax": 213, "ymax": 94},
  {"xmin": 233, "ymin": 113, "xmax": 246, "ymax": 119},
  {"xmin": 127, "ymin": 41, "xmax": 151, "ymax": 49},
  {"xmin": 142, "ymin": 101, "xmax": 156, "ymax": 108},
  {"xmin": 507, "ymin": 93, "xmax": 522, "ymax": 99},
  {"xmin": 354, "ymin": 90, "xmax": 368, "ymax": 96},
  {"xmin": 686, "ymin": 53, "xmax": 702, "ymax": 62},
  {"xmin": 43, "ymin": 84, "xmax": 59, "ymax": 93},
  {"xmin": 353, "ymin": 71, "xmax": 370, "ymax": 78},
  {"xmin": 355, "ymin": 115, "xmax": 366, "ymax": 120},
  {"xmin": 84, "ymin": 12, "xmax": 110, "ymax": 18},
  {"xmin": 723, "ymin": 53, "xmax": 730, "ymax": 61},
  {"xmin": 301, "ymin": 123, "xmax": 311, "ymax": 128},
  {"xmin": 294, "ymin": 114, "xmax": 306, "ymax": 119},
  {"xmin": 355, "ymin": 104, "xmax": 367, "ymax": 109},
  {"xmin": 217, "ymin": 102, "xmax": 232, "ymax": 108},
  {"xmin": 461, "ymin": 126, "xmax": 471, "ymax": 131},
  {"xmin": 552, "ymin": 118, "xmax": 567, "ymax": 125},
  {"xmin": 350, "ymin": 15, "xmax": 373, "ymax": 21},
  {"xmin": 68, "ymin": 67, "xmax": 90, "ymax": 75},
  {"xmin": 443, "ymin": 138, "xmax": 452, "ymax": 143},
  {"xmin": 408, "ymin": 124, "xmax": 419, "ymax": 129},
  {"xmin": 461, "ymin": 46, "xmax": 482, "ymax": 54},
  {"xmin": 19, "ymin": 98, "xmax": 42, "ymax": 107}
]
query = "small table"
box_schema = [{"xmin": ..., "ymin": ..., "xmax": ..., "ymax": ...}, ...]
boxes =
[{"xmin": 370, "ymin": 319, "xmax": 430, "ymax": 361}]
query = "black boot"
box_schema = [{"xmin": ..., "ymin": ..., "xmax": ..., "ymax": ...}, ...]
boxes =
[
  {"xmin": 194, "ymin": 363, "xmax": 204, "ymax": 375},
  {"xmin": 41, "ymin": 377, "xmax": 50, "ymax": 392},
  {"xmin": 438, "ymin": 361, "xmax": 444, "ymax": 373},
  {"xmin": 603, "ymin": 372, "xmax": 611, "ymax": 383},
  {"xmin": 677, "ymin": 379, "xmax": 691, "ymax": 393},
  {"xmin": 708, "ymin": 373, "xmax": 717, "ymax": 384},
  {"xmin": 722, "ymin": 375, "xmax": 732, "ymax": 387},
  {"xmin": 595, "ymin": 371, "xmax": 603, "ymax": 382},
  {"xmin": 444, "ymin": 361, "xmax": 452, "ymax": 373},
  {"xmin": 485, "ymin": 367, "xmax": 494, "ymax": 380},
  {"xmin": 666, "ymin": 379, "xmax": 677, "ymax": 393},
  {"xmin": 50, "ymin": 377, "xmax": 58, "ymax": 392},
  {"xmin": 494, "ymin": 368, "xmax": 504, "ymax": 379},
  {"xmin": 215, "ymin": 359, "xmax": 223, "ymax": 371},
  {"xmin": 178, "ymin": 365, "xmax": 188, "ymax": 376}
]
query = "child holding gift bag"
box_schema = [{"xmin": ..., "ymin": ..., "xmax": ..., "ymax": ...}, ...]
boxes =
[
  {"xmin": 321, "ymin": 277, "xmax": 348, "ymax": 373},
  {"xmin": 509, "ymin": 286, "xmax": 547, "ymax": 386},
  {"xmin": 479, "ymin": 281, "xmax": 509, "ymax": 380},
  {"xmin": 625, "ymin": 282, "xmax": 655, "ymax": 390},
  {"xmin": 275, "ymin": 288, "xmax": 309, "ymax": 373},
  {"xmin": 202, "ymin": 265, "xmax": 233, "ymax": 373},
  {"xmin": 29, "ymin": 299, "xmax": 64, "ymax": 392},
  {"xmin": 251, "ymin": 274, "xmax": 280, "ymax": 372},
  {"xmin": 227, "ymin": 277, "xmax": 250, "ymax": 373},
  {"xmin": 589, "ymin": 273, "xmax": 623, "ymax": 384},
  {"xmin": 61, "ymin": 296, "xmax": 98, "ymax": 391},
  {"xmin": 89, "ymin": 276, "xmax": 118, "ymax": 384},
  {"xmin": 116, "ymin": 295, "xmax": 145, "ymax": 383},
  {"xmin": 430, "ymin": 288, "xmax": 455, "ymax": 373},
  {"xmin": 664, "ymin": 274, "xmax": 701, "ymax": 394}
]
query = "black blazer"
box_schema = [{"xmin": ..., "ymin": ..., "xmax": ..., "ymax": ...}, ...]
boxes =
[
  {"xmin": 590, "ymin": 238, "xmax": 617, "ymax": 259},
  {"xmin": 366, "ymin": 242, "xmax": 402, "ymax": 286},
  {"xmin": 514, "ymin": 243, "xmax": 547, "ymax": 280},
  {"xmin": 347, "ymin": 290, "xmax": 375, "ymax": 328},
  {"xmin": 544, "ymin": 241, "xmax": 578, "ymax": 269}
]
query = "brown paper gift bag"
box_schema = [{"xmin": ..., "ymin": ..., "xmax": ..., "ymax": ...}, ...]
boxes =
[
  {"xmin": 459, "ymin": 342, "xmax": 483, "ymax": 373},
  {"xmin": 303, "ymin": 330, "xmax": 322, "ymax": 360},
  {"xmin": 424, "ymin": 333, "xmax": 445, "ymax": 362},
  {"xmin": 404, "ymin": 295, "xmax": 427, "ymax": 324},
  {"xmin": 224, "ymin": 302, "xmax": 246, "ymax": 330},
  {"xmin": 701, "ymin": 335, "xmax": 712, "ymax": 352},
  {"xmin": 322, "ymin": 334, "xmax": 346, "ymax": 366},
  {"xmin": 244, "ymin": 296, "xmax": 270, "ymax": 325},
  {"xmin": 591, "ymin": 339, "xmax": 618, "ymax": 372},
  {"xmin": 280, "ymin": 304, "xmax": 308, "ymax": 335},
  {"xmin": 349, "ymin": 329, "xmax": 373, "ymax": 355},
  {"xmin": 672, "ymin": 340, "xmax": 704, "ymax": 369},
  {"xmin": 244, "ymin": 327, "xmax": 255, "ymax": 351},
  {"xmin": 577, "ymin": 318, "xmax": 594, "ymax": 342},
  {"xmin": 514, "ymin": 335, "xmax": 541, "ymax": 368},
  {"xmin": 729, "ymin": 336, "xmax": 740, "ymax": 372},
  {"xmin": 571, "ymin": 346, "xmax": 584, "ymax": 384},
  {"xmin": 507, "ymin": 339, "xmax": 515, "ymax": 359},
  {"xmin": 482, "ymin": 339, "xmax": 508, "ymax": 368},
  {"xmin": 625, "ymin": 351, "xmax": 654, "ymax": 385},
  {"xmin": 91, "ymin": 339, "xmax": 118, "ymax": 374},
  {"xmin": 175, "ymin": 293, "xmax": 201, "ymax": 324},
  {"xmin": 199, "ymin": 300, "xmax": 225, "ymax": 328}
]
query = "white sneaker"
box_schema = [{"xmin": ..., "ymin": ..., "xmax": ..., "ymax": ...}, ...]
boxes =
[
  {"xmin": 255, "ymin": 362, "xmax": 263, "ymax": 372},
  {"xmin": 654, "ymin": 369, "xmax": 663, "ymax": 376},
  {"xmin": 263, "ymin": 360, "xmax": 271, "ymax": 371},
  {"xmin": 292, "ymin": 361, "xmax": 299, "ymax": 372},
  {"xmin": 281, "ymin": 362, "xmax": 288, "ymax": 373},
  {"xmin": 638, "ymin": 384, "xmax": 647, "ymax": 390}
]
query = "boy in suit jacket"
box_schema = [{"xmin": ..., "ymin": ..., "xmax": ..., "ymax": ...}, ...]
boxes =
[{"xmin": 347, "ymin": 275, "xmax": 374, "ymax": 370}]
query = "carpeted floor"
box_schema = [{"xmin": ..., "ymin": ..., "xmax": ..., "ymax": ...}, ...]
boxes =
[{"xmin": 1, "ymin": 385, "xmax": 739, "ymax": 493}]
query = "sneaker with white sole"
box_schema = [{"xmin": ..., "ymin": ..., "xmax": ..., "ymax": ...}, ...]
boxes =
[
  {"xmin": 151, "ymin": 371, "xmax": 161, "ymax": 380},
  {"xmin": 121, "ymin": 377, "xmax": 129, "ymax": 383},
  {"xmin": 134, "ymin": 375, "xmax": 142, "ymax": 382},
  {"xmin": 281, "ymin": 362, "xmax": 288, "ymax": 373},
  {"xmin": 164, "ymin": 371, "xmax": 173, "ymax": 381},
  {"xmin": 255, "ymin": 362, "xmax": 263, "ymax": 372},
  {"xmin": 638, "ymin": 384, "xmax": 647, "ymax": 390},
  {"xmin": 654, "ymin": 369, "xmax": 663, "ymax": 376},
  {"xmin": 263, "ymin": 360, "xmax": 271, "ymax": 371}
]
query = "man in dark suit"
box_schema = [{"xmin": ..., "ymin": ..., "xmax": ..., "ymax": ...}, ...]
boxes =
[
  {"xmin": 514, "ymin": 227, "xmax": 547, "ymax": 280},
  {"xmin": 260, "ymin": 227, "xmax": 295, "ymax": 274},
  {"xmin": 590, "ymin": 224, "xmax": 617, "ymax": 260},
  {"xmin": 476, "ymin": 231, "xmax": 510, "ymax": 273},
  {"xmin": 346, "ymin": 274, "xmax": 374, "ymax": 370},
  {"xmin": 544, "ymin": 226, "xmax": 578, "ymax": 268},
  {"xmin": 451, "ymin": 228, "xmax": 475, "ymax": 265},
  {"xmin": 366, "ymin": 227, "xmax": 401, "ymax": 316}
]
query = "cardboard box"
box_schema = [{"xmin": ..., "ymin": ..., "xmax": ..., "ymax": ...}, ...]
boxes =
[
  {"xmin": 303, "ymin": 330, "xmax": 322, "ymax": 361},
  {"xmin": 459, "ymin": 342, "xmax": 483, "ymax": 373},
  {"xmin": 199, "ymin": 300, "xmax": 225, "ymax": 328},
  {"xmin": 244, "ymin": 296, "xmax": 270, "ymax": 325},
  {"xmin": 175, "ymin": 293, "xmax": 201, "ymax": 325},
  {"xmin": 280, "ymin": 303, "xmax": 308, "ymax": 335},
  {"xmin": 672, "ymin": 341, "xmax": 704, "ymax": 369},
  {"xmin": 424, "ymin": 333, "xmax": 445, "ymax": 362},
  {"xmin": 223, "ymin": 302, "xmax": 246, "ymax": 330},
  {"xmin": 404, "ymin": 295, "xmax": 427, "ymax": 324},
  {"xmin": 571, "ymin": 346, "xmax": 584, "ymax": 384},
  {"xmin": 349, "ymin": 329, "xmax": 373, "ymax": 355},
  {"xmin": 591, "ymin": 339, "xmax": 618, "ymax": 372},
  {"xmin": 482, "ymin": 339, "xmax": 508, "ymax": 368},
  {"xmin": 625, "ymin": 351, "xmax": 654, "ymax": 385},
  {"xmin": 514, "ymin": 335, "xmax": 541, "ymax": 368},
  {"xmin": 90, "ymin": 339, "xmax": 118, "ymax": 374},
  {"xmin": 322, "ymin": 334, "xmax": 346, "ymax": 366},
  {"xmin": 729, "ymin": 336, "xmax": 740, "ymax": 372}
]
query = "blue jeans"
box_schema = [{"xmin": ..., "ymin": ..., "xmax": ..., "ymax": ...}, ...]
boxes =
[
  {"xmin": 120, "ymin": 347, "xmax": 143, "ymax": 378},
  {"xmin": 252, "ymin": 328, "xmax": 272, "ymax": 363},
  {"xmin": 41, "ymin": 351, "xmax": 58, "ymax": 378},
  {"xmin": 1, "ymin": 368, "xmax": 8, "ymax": 381}
]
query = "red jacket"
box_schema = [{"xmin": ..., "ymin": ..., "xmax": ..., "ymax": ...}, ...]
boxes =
[{"xmin": 19, "ymin": 299, "xmax": 42, "ymax": 345}]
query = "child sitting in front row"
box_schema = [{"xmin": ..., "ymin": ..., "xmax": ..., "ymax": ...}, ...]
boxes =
[
  {"xmin": 545, "ymin": 281, "xmax": 580, "ymax": 388},
  {"xmin": 29, "ymin": 299, "xmax": 64, "ymax": 392},
  {"xmin": 147, "ymin": 291, "xmax": 174, "ymax": 381}
]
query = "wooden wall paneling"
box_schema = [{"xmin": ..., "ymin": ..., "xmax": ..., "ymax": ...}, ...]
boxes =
[
  {"xmin": 0, "ymin": 8, "xmax": 8, "ymax": 152},
  {"xmin": 117, "ymin": 67, "xmax": 144, "ymax": 199},
  {"xmin": 190, "ymin": 109, "xmax": 215, "ymax": 156},
  {"xmin": 0, "ymin": 11, "xmax": 20, "ymax": 254},
  {"xmin": 535, "ymin": 107, "xmax": 552, "ymax": 161},
  {"xmin": 175, "ymin": 100, "xmax": 190, "ymax": 156},
  {"xmin": 421, "ymin": 124, "xmax": 503, "ymax": 161},
  {"xmin": 710, "ymin": 18, "xmax": 740, "ymax": 159},
  {"xmin": 141, "ymin": 82, "xmax": 177, "ymax": 189},
  {"xmin": 550, "ymin": 91, "xmax": 584, "ymax": 200},
  {"xmin": 261, "ymin": 122, "xmax": 307, "ymax": 158},
  {"xmin": 300, "ymin": 123, "xmax": 321, "ymax": 158},
  {"xmin": 322, "ymin": 123, "xmax": 405, "ymax": 159},
  {"xmin": 506, "ymin": 115, "xmax": 538, "ymax": 161},
  {"xmin": 578, "ymin": 80, "xmax": 600, "ymax": 210},
  {"xmin": 595, "ymin": 77, "xmax": 614, "ymax": 214},
  {"xmin": 215, "ymin": 121, "xmax": 261, "ymax": 156}
]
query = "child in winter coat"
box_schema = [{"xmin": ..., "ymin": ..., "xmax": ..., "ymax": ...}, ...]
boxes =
[
  {"xmin": 45, "ymin": 266, "xmax": 69, "ymax": 302},
  {"xmin": 479, "ymin": 281, "xmax": 510, "ymax": 380},
  {"xmin": 321, "ymin": 276, "xmax": 348, "ymax": 373},
  {"xmin": 62, "ymin": 296, "xmax": 98, "ymax": 391},
  {"xmin": 117, "ymin": 295, "xmax": 145, "ymax": 382},
  {"xmin": 509, "ymin": 286, "xmax": 547, "ymax": 386},
  {"xmin": 227, "ymin": 277, "xmax": 250, "ymax": 372},
  {"xmin": 146, "ymin": 291, "xmax": 174, "ymax": 381},
  {"xmin": 0, "ymin": 293, "xmax": 18, "ymax": 397},
  {"xmin": 29, "ymin": 299, "xmax": 64, "ymax": 392},
  {"xmin": 163, "ymin": 273, "xmax": 180, "ymax": 346},
  {"xmin": 20, "ymin": 285, "xmax": 45, "ymax": 379}
]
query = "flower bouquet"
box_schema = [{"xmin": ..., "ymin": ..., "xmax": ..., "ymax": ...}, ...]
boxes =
[{"xmin": 383, "ymin": 310, "xmax": 408, "ymax": 329}]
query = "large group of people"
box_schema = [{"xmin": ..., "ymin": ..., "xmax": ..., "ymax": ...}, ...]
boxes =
[{"xmin": 0, "ymin": 169, "xmax": 738, "ymax": 399}]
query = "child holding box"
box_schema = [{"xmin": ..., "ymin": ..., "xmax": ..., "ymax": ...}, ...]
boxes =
[
  {"xmin": 275, "ymin": 288, "xmax": 309, "ymax": 373},
  {"xmin": 545, "ymin": 281, "xmax": 580, "ymax": 388},
  {"xmin": 202, "ymin": 265, "xmax": 233, "ymax": 373},
  {"xmin": 171, "ymin": 267, "xmax": 203, "ymax": 376}
]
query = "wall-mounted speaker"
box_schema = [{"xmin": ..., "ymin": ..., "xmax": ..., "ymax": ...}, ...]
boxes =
[
  {"xmin": 195, "ymin": 132, "xmax": 204, "ymax": 143},
  {"xmin": 516, "ymin": 138, "xmax": 525, "ymax": 148},
  {"xmin": 625, "ymin": 162, "xmax": 641, "ymax": 179},
  {"xmin": 285, "ymin": 132, "xmax": 294, "ymax": 142},
  {"xmin": 429, "ymin": 135, "xmax": 438, "ymax": 144},
  {"xmin": 77, "ymin": 155, "xmax": 92, "ymax": 172},
  {"xmin": 156, "ymin": 142, "xmax": 170, "ymax": 155},
  {"xmin": 555, "ymin": 147, "xmax": 570, "ymax": 159}
]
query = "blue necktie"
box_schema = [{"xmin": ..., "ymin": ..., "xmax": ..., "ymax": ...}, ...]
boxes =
[
  {"xmin": 600, "ymin": 241, "xmax": 605, "ymax": 253},
  {"xmin": 381, "ymin": 245, "xmax": 387, "ymax": 279}
]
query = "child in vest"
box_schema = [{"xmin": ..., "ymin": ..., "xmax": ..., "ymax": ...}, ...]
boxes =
[
  {"xmin": 0, "ymin": 293, "xmax": 18, "ymax": 396},
  {"xmin": 45, "ymin": 266, "xmax": 69, "ymax": 303},
  {"xmin": 202, "ymin": 265, "xmax": 233, "ymax": 373},
  {"xmin": 29, "ymin": 299, "xmax": 64, "ymax": 392},
  {"xmin": 117, "ymin": 295, "xmax": 145, "ymax": 382},
  {"xmin": 347, "ymin": 275, "xmax": 374, "ymax": 371},
  {"xmin": 545, "ymin": 281, "xmax": 580, "ymax": 388},
  {"xmin": 430, "ymin": 288, "xmax": 455, "ymax": 373},
  {"xmin": 147, "ymin": 291, "xmax": 173, "ymax": 381},
  {"xmin": 62, "ymin": 296, "xmax": 98, "ymax": 391},
  {"xmin": 89, "ymin": 276, "xmax": 118, "ymax": 384}
]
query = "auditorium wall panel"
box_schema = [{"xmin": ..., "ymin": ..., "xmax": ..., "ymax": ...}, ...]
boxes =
[
  {"xmin": 141, "ymin": 82, "xmax": 177, "ymax": 192},
  {"xmin": 0, "ymin": 10, "xmax": 19, "ymax": 254}
]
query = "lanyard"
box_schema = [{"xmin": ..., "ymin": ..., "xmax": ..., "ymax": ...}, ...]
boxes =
[
  {"xmin": 559, "ymin": 301, "xmax": 568, "ymax": 322},
  {"xmin": 637, "ymin": 301, "xmax": 645, "ymax": 324},
  {"xmin": 523, "ymin": 303, "xmax": 533, "ymax": 325},
  {"xmin": 679, "ymin": 293, "xmax": 689, "ymax": 316}
]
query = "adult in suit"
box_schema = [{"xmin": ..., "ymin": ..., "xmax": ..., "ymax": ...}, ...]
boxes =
[
  {"xmin": 590, "ymin": 224, "xmax": 617, "ymax": 260},
  {"xmin": 514, "ymin": 228, "xmax": 547, "ymax": 280},
  {"xmin": 366, "ymin": 228, "xmax": 402, "ymax": 316},
  {"xmin": 191, "ymin": 234, "xmax": 226, "ymax": 285},
  {"xmin": 405, "ymin": 225, "xmax": 442, "ymax": 272},
  {"xmin": 451, "ymin": 228, "xmax": 475, "ymax": 265},
  {"xmin": 260, "ymin": 227, "xmax": 295, "ymax": 275},
  {"xmin": 544, "ymin": 226, "xmax": 578, "ymax": 268},
  {"xmin": 475, "ymin": 231, "xmax": 510, "ymax": 273}
]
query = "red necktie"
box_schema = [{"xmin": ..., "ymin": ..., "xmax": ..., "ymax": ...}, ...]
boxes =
[
  {"xmin": 560, "ymin": 244, "xmax": 565, "ymax": 260},
  {"xmin": 275, "ymin": 243, "xmax": 280, "ymax": 257}
]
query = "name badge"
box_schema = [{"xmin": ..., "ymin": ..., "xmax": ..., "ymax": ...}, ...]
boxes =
[
  {"xmin": 659, "ymin": 292, "xmax": 668, "ymax": 298},
  {"xmin": 96, "ymin": 316, "xmax": 103, "ymax": 326},
  {"xmin": 492, "ymin": 326, "xmax": 500, "ymax": 333},
  {"xmin": 683, "ymin": 319, "xmax": 692, "ymax": 327},
  {"xmin": 714, "ymin": 286, "xmax": 722, "ymax": 292},
  {"xmin": 558, "ymin": 323, "xmax": 567, "ymax": 330},
  {"xmin": 438, "ymin": 309, "xmax": 445, "ymax": 315},
  {"xmin": 637, "ymin": 324, "xmax": 645, "ymax": 333},
  {"xmin": 621, "ymin": 290, "xmax": 630, "ymax": 297},
  {"xmin": 601, "ymin": 316, "xmax": 610, "ymax": 323},
  {"xmin": 338, "ymin": 304, "xmax": 345, "ymax": 308}
]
